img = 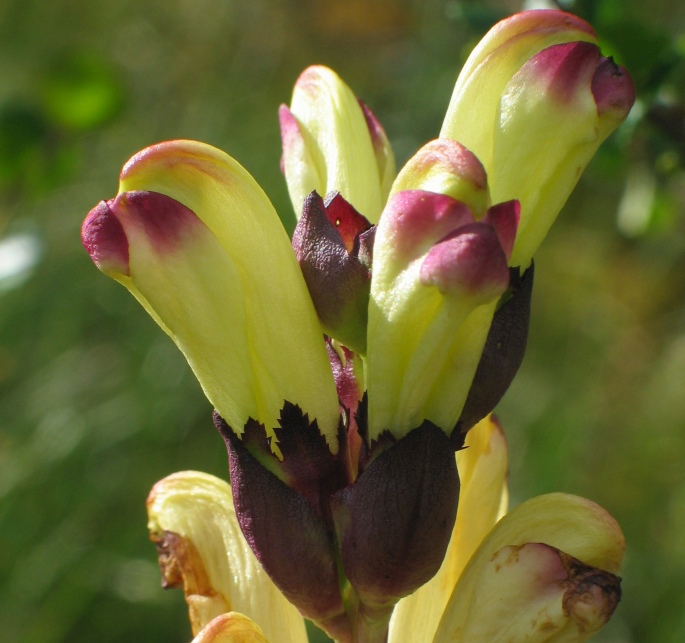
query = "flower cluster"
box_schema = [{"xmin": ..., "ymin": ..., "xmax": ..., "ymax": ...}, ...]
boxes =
[{"xmin": 82, "ymin": 10, "xmax": 634, "ymax": 643}]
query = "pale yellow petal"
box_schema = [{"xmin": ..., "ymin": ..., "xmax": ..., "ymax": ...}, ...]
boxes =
[
  {"xmin": 434, "ymin": 493, "xmax": 625, "ymax": 642},
  {"xmin": 440, "ymin": 10, "xmax": 597, "ymax": 172},
  {"xmin": 286, "ymin": 66, "xmax": 385, "ymax": 222},
  {"xmin": 147, "ymin": 471, "xmax": 307, "ymax": 643},
  {"xmin": 116, "ymin": 139, "xmax": 340, "ymax": 444},
  {"xmin": 191, "ymin": 612, "xmax": 269, "ymax": 643}
]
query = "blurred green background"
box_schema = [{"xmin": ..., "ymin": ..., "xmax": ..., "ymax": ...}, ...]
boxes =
[{"xmin": 0, "ymin": 0, "xmax": 684, "ymax": 641}]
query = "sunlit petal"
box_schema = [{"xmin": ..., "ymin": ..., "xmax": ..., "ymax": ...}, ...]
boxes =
[
  {"xmin": 191, "ymin": 612, "xmax": 268, "ymax": 643},
  {"xmin": 83, "ymin": 140, "xmax": 340, "ymax": 444},
  {"xmin": 147, "ymin": 471, "xmax": 308, "ymax": 643},
  {"xmin": 434, "ymin": 493, "xmax": 625, "ymax": 642},
  {"xmin": 282, "ymin": 66, "xmax": 390, "ymax": 222}
]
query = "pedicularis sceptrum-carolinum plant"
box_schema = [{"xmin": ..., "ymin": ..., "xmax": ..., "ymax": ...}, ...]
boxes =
[{"xmin": 82, "ymin": 10, "xmax": 634, "ymax": 643}]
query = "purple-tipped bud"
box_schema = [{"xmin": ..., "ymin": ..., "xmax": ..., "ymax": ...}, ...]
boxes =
[
  {"xmin": 82, "ymin": 200, "xmax": 130, "ymax": 276},
  {"xmin": 292, "ymin": 191, "xmax": 372, "ymax": 353},
  {"xmin": 440, "ymin": 11, "xmax": 635, "ymax": 270},
  {"xmin": 488, "ymin": 40, "xmax": 635, "ymax": 268},
  {"xmin": 592, "ymin": 56, "xmax": 635, "ymax": 121},
  {"xmin": 282, "ymin": 65, "xmax": 391, "ymax": 223},
  {"xmin": 367, "ymin": 189, "xmax": 520, "ymax": 440},
  {"xmin": 83, "ymin": 139, "xmax": 342, "ymax": 446}
]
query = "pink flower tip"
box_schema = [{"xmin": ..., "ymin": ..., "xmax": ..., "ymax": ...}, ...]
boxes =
[
  {"xmin": 81, "ymin": 200, "xmax": 130, "ymax": 276},
  {"xmin": 384, "ymin": 190, "xmax": 475, "ymax": 259},
  {"xmin": 592, "ymin": 57, "xmax": 636, "ymax": 121},
  {"xmin": 81, "ymin": 190, "xmax": 203, "ymax": 276},
  {"xmin": 484, "ymin": 200, "xmax": 520, "ymax": 261},
  {"xmin": 420, "ymin": 223, "xmax": 510, "ymax": 304}
]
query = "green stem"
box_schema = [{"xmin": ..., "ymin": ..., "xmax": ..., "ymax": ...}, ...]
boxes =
[{"xmin": 355, "ymin": 602, "xmax": 393, "ymax": 643}]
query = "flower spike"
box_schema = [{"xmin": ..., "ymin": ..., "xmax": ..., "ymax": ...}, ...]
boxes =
[{"xmin": 83, "ymin": 11, "xmax": 634, "ymax": 641}]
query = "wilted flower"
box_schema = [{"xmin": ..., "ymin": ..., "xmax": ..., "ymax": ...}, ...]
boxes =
[{"xmin": 82, "ymin": 9, "xmax": 634, "ymax": 642}]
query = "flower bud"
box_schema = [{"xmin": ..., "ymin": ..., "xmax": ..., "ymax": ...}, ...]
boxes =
[
  {"xmin": 292, "ymin": 191, "xmax": 372, "ymax": 353},
  {"xmin": 81, "ymin": 140, "xmax": 340, "ymax": 447},
  {"xmin": 441, "ymin": 10, "xmax": 635, "ymax": 268},
  {"xmin": 441, "ymin": 9, "xmax": 598, "ymax": 171},
  {"xmin": 331, "ymin": 422, "xmax": 459, "ymax": 634},
  {"xmin": 367, "ymin": 184, "xmax": 518, "ymax": 441},
  {"xmin": 218, "ymin": 427, "xmax": 351, "ymax": 640},
  {"xmin": 388, "ymin": 415, "xmax": 509, "ymax": 641},
  {"xmin": 491, "ymin": 41, "xmax": 635, "ymax": 267},
  {"xmin": 280, "ymin": 66, "xmax": 395, "ymax": 223}
]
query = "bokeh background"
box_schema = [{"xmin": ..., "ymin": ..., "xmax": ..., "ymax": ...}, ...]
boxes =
[{"xmin": 1, "ymin": 0, "xmax": 684, "ymax": 640}]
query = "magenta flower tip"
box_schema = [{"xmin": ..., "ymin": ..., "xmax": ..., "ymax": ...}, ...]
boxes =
[
  {"xmin": 82, "ymin": 190, "xmax": 206, "ymax": 276},
  {"xmin": 420, "ymin": 223, "xmax": 510, "ymax": 302},
  {"xmin": 527, "ymin": 41, "xmax": 635, "ymax": 121},
  {"xmin": 384, "ymin": 190, "xmax": 474, "ymax": 259},
  {"xmin": 121, "ymin": 191, "xmax": 202, "ymax": 252},
  {"xmin": 81, "ymin": 200, "xmax": 130, "ymax": 276},
  {"xmin": 483, "ymin": 200, "xmax": 520, "ymax": 261},
  {"xmin": 535, "ymin": 41, "xmax": 602, "ymax": 104},
  {"xmin": 592, "ymin": 57, "xmax": 636, "ymax": 120}
]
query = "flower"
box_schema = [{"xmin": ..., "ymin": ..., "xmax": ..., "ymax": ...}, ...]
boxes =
[
  {"xmin": 82, "ymin": 9, "xmax": 634, "ymax": 642},
  {"xmin": 438, "ymin": 10, "xmax": 635, "ymax": 269},
  {"xmin": 81, "ymin": 142, "xmax": 340, "ymax": 447},
  {"xmin": 279, "ymin": 65, "xmax": 396, "ymax": 225}
]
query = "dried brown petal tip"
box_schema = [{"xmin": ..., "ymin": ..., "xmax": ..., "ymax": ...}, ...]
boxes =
[{"xmin": 149, "ymin": 530, "xmax": 229, "ymax": 635}]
